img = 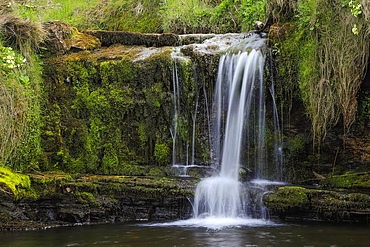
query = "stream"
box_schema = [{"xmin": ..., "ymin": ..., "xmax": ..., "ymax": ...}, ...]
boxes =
[{"xmin": 1, "ymin": 221, "xmax": 369, "ymax": 247}]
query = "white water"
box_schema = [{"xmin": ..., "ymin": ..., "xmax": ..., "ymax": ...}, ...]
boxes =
[
  {"xmin": 193, "ymin": 35, "xmax": 267, "ymax": 221},
  {"xmin": 148, "ymin": 217, "xmax": 281, "ymax": 230},
  {"xmin": 171, "ymin": 33, "xmax": 255, "ymax": 176},
  {"xmin": 169, "ymin": 34, "xmax": 284, "ymax": 227}
]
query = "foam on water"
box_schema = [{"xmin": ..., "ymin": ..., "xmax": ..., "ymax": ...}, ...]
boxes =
[
  {"xmin": 147, "ymin": 217, "xmax": 281, "ymax": 230},
  {"xmin": 250, "ymin": 179, "xmax": 287, "ymax": 186}
]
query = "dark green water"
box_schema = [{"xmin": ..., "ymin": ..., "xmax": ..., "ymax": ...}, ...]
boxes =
[{"xmin": 1, "ymin": 220, "xmax": 369, "ymax": 247}]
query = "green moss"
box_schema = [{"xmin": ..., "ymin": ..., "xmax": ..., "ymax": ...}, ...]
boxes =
[
  {"xmin": 154, "ymin": 143, "xmax": 170, "ymax": 166},
  {"xmin": 323, "ymin": 172, "xmax": 370, "ymax": 189},
  {"xmin": 0, "ymin": 167, "xmax": 32, "ymax": 198},
  {"xmin": 264, "ymin": 186, "xmax": 309, "ymax": 212}
]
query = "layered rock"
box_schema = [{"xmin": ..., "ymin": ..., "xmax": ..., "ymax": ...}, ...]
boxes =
[
  {"xmin": 0, "ymin": 174, "xmax": 195, "ymax": 231},
  {"xmin": 263, "ymin": 186, "xmax": 370, "ymax": 223}
]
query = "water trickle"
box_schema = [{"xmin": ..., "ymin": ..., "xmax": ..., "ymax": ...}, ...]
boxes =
[
  {"xmin": 193, "ymin": 34, "xmax": 272, "ymax": 220},
  {"xmin": 269, "ymin": 52, "xmax": 284, "ymax": 181},
  {"xmin": 191, "ymin": 97, "xmax": 198, "ymax": 165}
]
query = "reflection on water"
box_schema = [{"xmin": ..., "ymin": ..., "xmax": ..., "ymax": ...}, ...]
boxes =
[{"xmin": 1, "ymin": 221, "xmax": 370, "ymax": 247}]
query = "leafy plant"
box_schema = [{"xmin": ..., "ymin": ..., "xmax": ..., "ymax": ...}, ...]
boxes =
[{"xmin": 0, "ymin": 46, "xmax": 26, "ymax": 72}]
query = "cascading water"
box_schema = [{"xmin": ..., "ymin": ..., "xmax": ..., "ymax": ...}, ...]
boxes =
[
  {"xmin": 193, "ymin": 34, "xmax": 271, "ymax": 220},
  {"xmin": 170, "ymin": 47, "xmax": 214, "ymax": 177}
]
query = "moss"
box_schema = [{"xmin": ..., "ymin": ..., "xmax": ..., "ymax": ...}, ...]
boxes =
[
  {"xmin": 154, "ymin": 142, "xmax": 170, "ymax": 166},
  {"xmin": 264, "ymin": 185, "xmax": 370, "ymax": 222},
  {"xmin": 75, "ymin": 191, "xmax": 101, "ymax": 207},
  {"xmin": 0, "ymin": 167, "xmax": 32, "ymax": 198},
  {"xmin": 322, "ymin": 172, "xmax": 370, "ymax": 189},
  {"xmin": 41, "ymin": 45, "xmax": 175, "ymax": 175},
  {"xmin": 264, "ymin": 186, "xmax": 309, "ymax": 212}
]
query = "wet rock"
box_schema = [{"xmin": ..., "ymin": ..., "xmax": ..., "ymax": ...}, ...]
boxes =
[
  {"xmin": 0, "ymin": 175, "xmax": 196, "ymax": 231},
  {"xmin": 263, "ymin": 186, "xmax": 370, "ymax": 223},
  {"xmin": 179, "ymin": 34, "xmax": 216, "ymax": 45},
  {"xmin": 80, "ymin": 30, "xmax": 179, "ymax": 47}
]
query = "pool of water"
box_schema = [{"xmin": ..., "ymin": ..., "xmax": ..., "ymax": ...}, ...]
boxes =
[{"xmin": 1, "ymin": 220, "xmax": 369, "ymax": 247}]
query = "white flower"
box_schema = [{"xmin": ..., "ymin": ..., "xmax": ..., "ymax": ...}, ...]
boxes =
[
  {"xmin": 352, "ymin": 24, "xmax": 358, "ymax": 35},
  {"xmin": 7, "ymin": 2, "xmax": 11, "ymax": 8}
]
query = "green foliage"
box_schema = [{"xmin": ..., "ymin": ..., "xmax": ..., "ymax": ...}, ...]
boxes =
[
  {"xmin": 0, "ymin": 46, "xmax": 26, "ymax": 72},
  {"xmin": 0, "ymin": 42, "xmax": 43, "ymax": 171},
  {"xmin": 239, "ymin": 0, "xmax": 266, "ymax": 31}
]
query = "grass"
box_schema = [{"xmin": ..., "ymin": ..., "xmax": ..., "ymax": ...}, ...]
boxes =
[
  {"xmin": 16, "ymin": 0, "xmax": 265, "ymax": 33},
  {"xmin": 18, "ymin": 0, "xmax": 100, "ymax": 24}
]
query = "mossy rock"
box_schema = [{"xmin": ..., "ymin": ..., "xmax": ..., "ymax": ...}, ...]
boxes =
[
  {"xmin": 43, "ymin": 21, "xmax": 101, "ymax": 56},
  {"xmin": 0, "ymin": 167, "xmax": 33, "ymax": 199},
  {"xmin": 263, "ymin": 186, "xmax": 370, "ymax": 223},
  {"xmin": 80, "ymin": 30, "xmax": 179, "ymax": 47},
  {"xmin": 41, "ymin": 45, "xmax": 175, "ymax": 175},
  {"xmin": 321, "ymin": 172, "xmax": 370, "ymax": 189},
  {"xmin": 263, "ymin": 186, "xmax": 309, "ymax": 212}
]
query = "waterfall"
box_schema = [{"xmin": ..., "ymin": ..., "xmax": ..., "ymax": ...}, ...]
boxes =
[{"xmin": 193, "ymin": 34, "xmax": 269, "ymax": 219}]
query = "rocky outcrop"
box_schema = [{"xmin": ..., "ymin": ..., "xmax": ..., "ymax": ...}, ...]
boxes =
[
  {"xmin": 43, "ymin": 21, "xmax": 101, "ymax": 55},
  {"xmin": 263, "ymin": 186, "xmax": 370, "ymax": 223},
  {"xmin": 0, "ymin": 174, "xmax": 195, "ymax": 231},
  {"xmin": 80, "ymin": 30, "xmax": 179, "ymax": 47}
]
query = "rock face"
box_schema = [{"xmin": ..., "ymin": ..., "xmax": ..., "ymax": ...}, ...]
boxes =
[
  {"xmin": 40, "ymin": 32, "xmax": 242, "ymax": 175},
  {"xmin": 41, "ymin": 45, "xmax": 176, "ymax": 174},
  {"xmin": 0, "ymin": 175, "xmax": 195, "ymax": 231}
]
